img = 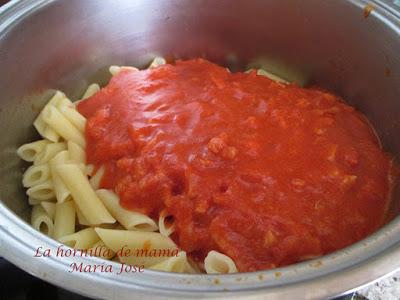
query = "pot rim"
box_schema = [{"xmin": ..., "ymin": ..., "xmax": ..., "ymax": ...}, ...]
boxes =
[{"xmin": 0, "ymin": 0, "xmax": 400, "ymax": 299}]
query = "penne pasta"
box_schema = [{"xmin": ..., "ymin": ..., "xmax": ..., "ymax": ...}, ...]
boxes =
[
  {"xmin": 40, "ymin": 201, "xmax": 56, "ymax": 220},
  {"xmin": 186, "ymin": 257, "xmax": 202, "ymax": 274},
  {"xmin": 59, "ymin": 227, "xmax": 100, "ymax": 249},
  {"xmin": 42, "ymin": 126, "xmax": 60, "ymax": 143},
  {"xmin": 149, "ymin": 57, "xmax": 166, "ymax": 69},
  {"xmin": 96, "ymin": 189, "xmax": 158, "ymax": 231},
  {"xmin": 81, "ymin": 83, "xmax": 100, "ymax": 100},
  {"xmin": 158, "ymin": 209, "xmax": 175, "ymax": 237},
  {"xmin": 149, "ymin": 251, "xmax": 190, "ymax": 273},
  {"xmin": 53, "ymin": 200, "xmax": 76, "ymax": 240},
  {"xmin": 109, "ymin": 65, "xmax": 138, "ymax": 76},
  {"xmin": 55, "ymin": 164, "xmax": 115, "ymax": 225},
  {"xmin": 112, "ymin": 256, "xmax": 121, "ymax": 263},
  {"xmin": 26, "ymin": 180, "xmax": 55, "ymax": 201},
  {"xmin": 33, "ymin": 117, "xmax": 51, "ymax": 140},
  {"xmin": 59, "ymin": 104, "xmax": 86, "ymax": 132},
  {"xmin": 31, "ymin": 205, "xmax": 54, "ymax": 237},
  {"xmin": 85, "ymin": 164, "xmax": 95, "ymax": 176},
  {"xmin": 49, "ymin": 151, "xmax": 71, "ymax": 203},
  {"xmin": 204, "ymin": 250, "xmax": 238, "ymax": 274},
  {"xmin": 75, "ymin": 205, "xmax": 90, "ymax": 226},
  {"xmin": 41, "ymin": 105, "xmax": 85, "ymax": 147},
  {"xmin": 89, "ymin": 165, "xmax": 105, "ymax": 190},
  {"xmin": 28, "ymin": 197, "xmax": 47, "ymax": 206},
  {"xmin": 95, "ymin": 228, "xmax": 178, "ymax": 267},
  {"xmin": 33, "ymin": 91, "xmax": 67, "ymax": 142},
  {"xmin": 17, "ymin": 140, "xmax": 50, "ymax": 162},
  {"xmin": 57, "ymin": 97, "xmax": 73, "ymax": 108},
  {"xmin": 68, "ymin": 141, "xmax": 86, "ymax": 164},
  {"xmin": 34, "ymin": 142, "xmax": 67, "ymax": 165},
  {"xmin": 257, "ymin": 69, "xmax": 289, "ymax": 84},
  {"xmin": 22, "ymin": 164, "xmax": 51, "ymax": 188},
  {"xmin": 48, "ymin": 91, "xmax": 69, "ymax": 107},
  {"xmin": 86, "ymin": 240, "xmax": 115, "ymax": 260}
]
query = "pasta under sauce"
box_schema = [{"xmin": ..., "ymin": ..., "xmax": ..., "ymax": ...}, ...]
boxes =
[{"xmin": 77, "ymin": 59, "xmax": 392, "ymax": 272}]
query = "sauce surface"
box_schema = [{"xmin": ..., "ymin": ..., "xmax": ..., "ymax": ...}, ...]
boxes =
[{"xmin": 78, "ymin": 59, "xmax": 392, "ymax": 272}]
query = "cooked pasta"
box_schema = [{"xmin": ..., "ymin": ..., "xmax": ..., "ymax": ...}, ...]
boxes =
[
  {"xmin": 59, "ymin": 227, "xmax": 100, "ymax": 249},
  {"xmin": 96, "ymin": 189, "xmax": 158, "ymax": 231},
  {"xmin": 59, "ymin": 104, "xmax": 86, "ymax": 132},
  {"xmin": 28, "ymin": 197, "xmax": 43, "ymax": 206},
  {"xmin": 158, "ymin": 210, "xmax": 175, "ymax": 237},
  {"xmin": 22, "ymin": 164, "xmax": 51, "ymax": 188},
  {"xmin": 67, "ymin": 141, "xmax": 86, "ymax": 164},
  {"xmin": 75, "ymin": 205, "xmax": 90, "ymax": 226},
  {"xmin": 26, "ymin": 181, "xmax": 54, "ymax": 201},
  {"xmin": 149, "ymin": 57, "xmax": 166, "ymax": 68},
  {"xmin": 55, "ymin": 164, "xmax": 115, "ymax": 225},
  {"xmin": 95, "ymin": 228, "xmax": 177, "ymax": 267},
  {"xmin": 41, "ymin": 105, "xmax": 85, "ymax": 147},
  {"xmin": 81, "ymin": 83, "xmax": 100, "ymax": 100},
  {"xmin": 31, "ymin": 205, "xmax": 54, "ymax": 237},
  {"xmin": 33, "ymin": 91, "xmax": 66, "ymax": 142},
  {"xmin": 34, "ymin": 142, "xmax": 67, "ymax": 165},
  {"xmin": 86, "ymin": 240, "xmax": 115, "ymax": 260},
  {"xmin": 88, "ymin": 165, "xmax": 105, "ymax": 190},
  {"xmin": 40, "ymin": 202, "xmax": 56, "ymax": 220},
  {"xmin": 49, "ymin": 150, "xmax": 71, "ymax": 203},
  {"xmin": 109, "ymin": 65, "xmax": 138, "ymax": 76},
  {"xmin": 17, "ymin": 140, "xmax": 50, "ymax": 162},
  {"xmin": 53, "ymin": 200, "xmax": 76, "ymax": 240},
  {"xmin": 149, "ymin": 251, "xmax": 189, "ymax": 273},
  {"xmin": 257, "ymin": 68, "xmax": 289, "ymax": 84},
  {"xmin": 204, "ymin": 250, "xmax": 238, "ymax": 274}
]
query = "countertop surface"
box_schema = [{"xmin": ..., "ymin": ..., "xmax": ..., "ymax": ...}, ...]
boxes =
[{"xmin": 358, "ymin": 270, "xmax": 400, "ymax": 300}]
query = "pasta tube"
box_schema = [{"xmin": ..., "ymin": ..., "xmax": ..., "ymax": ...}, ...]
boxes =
[
  {"xmin": 33, "ymin": 91, "xmax": 66, "ymax": 142},
  {"xmin": 31, "ymin": 205, "xmax": 54, "ymax": 237},
  {"xmin": 49, "ymin": 151, "xmax": 71, "ymax": 203},
  {"xmin": 17, "ymin": 140, "xmax": 50, "ymax": 162},
  {"xmin": 95, "ymin": 228, "xmax": 177, "ymax": 267},
  {"xmin": 89, "ymin": 166, "xmax": 105, "ymax": 190},
  {"xmin": 149, "ymin": 57, "xmax": 166, "ymax": 69},
  {"xmin": 41, "ymin": 105, "xmax": 85, "ymax": 147},
  {"xmin": 28, "ymin": 197, "xmax": 46, "ymax": 206},
  {"xmin": 75, "ymin": 205, "xmax": 90, "ymax": 226},
  {"xmin": 81, "ymin": 83, "xmax": 100, "ymax": 100},
  {"xmin": 149, "ymin": 251, "xmax": 189, "ymax": 273},
  {"xmin": 59, "ymin": 227, "xmax": 100, "ymax": 249},
  {"xmin": 109, "ymin": 65, "xmax": 138, "ymax": 76},
  {"xmin": 55, "ymin": 164, "xmax": 115, "ymax": 225},
  {"xmin": 67, "ymin": 141, "xmax": 86, "ymax": 164},
  {"xmin": 40, "ymin": 202, "xmax": 56, "ymax": 220},
  {"xmin": 158, "ymin": 209, "xmax": 175, "ymax": 237},
  {"xmin": 34, "ymin": 142, "xmax": 67, "ymax": 165},
  {"xmin": 257, "ymin": 69, "xmax": 289, "ymax": 84},
  {"xmin": 204, "ymin": 250, "xmax": 238, "ymax": 274},
  {"xmin": 59, "ymin": 104, "xmax": 86, "ymax": 132},
  {"xmin": 27, "ymin": 180, "xmax": 54, "ymax": 201},
  {"xmin": 53, "ymin": 200, "xmax": 76, "ymax": 240},
  {"xmin": 86, "ymin": 240, "xmax": 115, "ymax": 260},
  {"xmin": 22, "ymin": 164, "xmax": 51, "ymax": 188},
  {"xmin": 96, "ymin": 189, "xmax": 158, "ymax": 231}
]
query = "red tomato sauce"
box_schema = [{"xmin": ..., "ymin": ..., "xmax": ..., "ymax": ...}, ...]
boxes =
[{"xmin": 77, "ymin": 59, "xmax": 392, "ymax": 272}]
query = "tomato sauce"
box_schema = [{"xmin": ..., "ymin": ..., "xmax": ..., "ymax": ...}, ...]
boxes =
[{"xmin": 77, "ymin": 59, "xmax": 392, "ymax": 272}]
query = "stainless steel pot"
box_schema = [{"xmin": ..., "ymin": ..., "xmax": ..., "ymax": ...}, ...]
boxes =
[{"xmin": 0, "ymin": 0, "xmax": 400, "ymax": 299}]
